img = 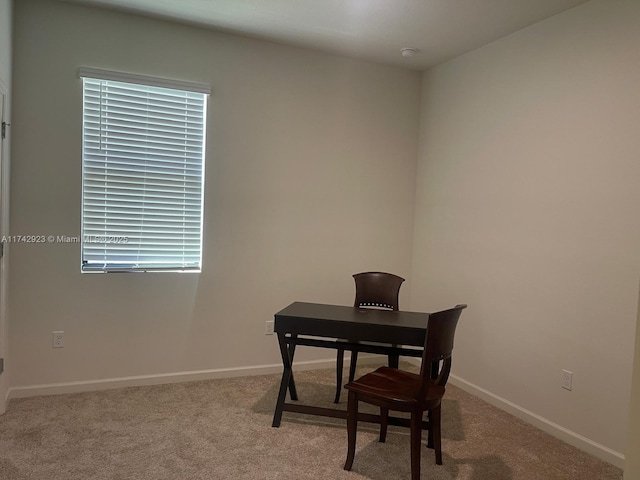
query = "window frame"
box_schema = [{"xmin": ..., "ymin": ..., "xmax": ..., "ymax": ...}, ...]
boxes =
[{"xmin": 79, "ymin": 68, "xmax": 210, "ymax": 273}]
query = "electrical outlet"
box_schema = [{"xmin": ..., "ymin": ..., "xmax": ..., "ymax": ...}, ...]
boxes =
[
  {"xmin": 562, "ymin": 369, "xmax": 573, "ymax": 391},
  {"xmin": 52, "ymin": 331, "xmax": 65, "ymax": 348},
  {"xmin": 265, "ymin": 320, "xmax": 275, "ymax": 335}
]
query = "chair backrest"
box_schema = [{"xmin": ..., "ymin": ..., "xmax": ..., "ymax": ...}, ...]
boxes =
[
  {"xmin": 418, "ymin": 304, "xmax": 467, "ymax": 399},
  {"xmin": 353, "ymin": 272, "xmax": 405, "ymax": 311}
]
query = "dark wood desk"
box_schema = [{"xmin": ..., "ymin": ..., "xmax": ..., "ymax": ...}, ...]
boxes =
[{"xmin": 272, "ymin": 301, "xmax": 430, "ymax": 428}]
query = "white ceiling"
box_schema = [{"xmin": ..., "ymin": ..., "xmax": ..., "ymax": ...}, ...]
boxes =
[{"xmin": 64, "ymin": 0, "xmax": 591, "ymax": 70}]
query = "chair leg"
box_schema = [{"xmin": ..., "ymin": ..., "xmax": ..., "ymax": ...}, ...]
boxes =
[
  {"xmin": 344, "ymin": 390, "xmax": 359, "ymax": 471},
  {"xmin": 410, "ymin": 411, "xmax": 423, "ymax": 480},
  {"xmin": 388, "ymin": 352, "xmax": 399, "ymax": 369},
  {"xmin": 431, "ymin": 405, "xmax": 443, "ymax": 465},
  {"xmin": 427, "ymin": 410, "xmax": 434, "ymax": 449},
  {"xmin": 379, "ymin": 407, "xmax": 389, "ymax": 442},
  {"xmin": 348, "ymin": 350, "xmax": 359, "ymax": 382},
  {"xmin": 334, "ymin": 348, "xmax": 345, "ymax": 403}
]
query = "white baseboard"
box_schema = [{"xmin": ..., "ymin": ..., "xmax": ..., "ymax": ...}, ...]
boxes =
[
  {"xmin": 402, "ymin": 358, "xmax": 624, "ymax": 468},
  {"xmin": 447, "ymin": 373, "xmax": 625, "ymax": 469},
  {"xmin": 0, "ymin": 388, "xmax": 6, "ymax": 415},
  {"xmin": 6, "ymin": 358, "xmax": 332, "ymax": 399},
  {"xmin": 6, "ymin": 355, "xmax": 384, "ymax": 400}
]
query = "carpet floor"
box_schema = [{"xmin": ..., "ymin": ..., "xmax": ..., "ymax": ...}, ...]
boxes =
[{"xmin": 0, "ymin": 365, "xmax": 623, "ymax": 479}]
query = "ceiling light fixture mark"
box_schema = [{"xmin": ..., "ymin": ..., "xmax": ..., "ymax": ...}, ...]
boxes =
[{"xmin": 401, "ymin": 48, "xmax": 418, "ymax": 58}]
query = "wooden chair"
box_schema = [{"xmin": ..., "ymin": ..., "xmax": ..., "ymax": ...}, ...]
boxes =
[
  {"xmin": 343, "ymin": 304, "xmax": 467, "ymax": 480},
  {"xmin": 334, "ymin": 272, "xmax": 405, "ymax": 404}
]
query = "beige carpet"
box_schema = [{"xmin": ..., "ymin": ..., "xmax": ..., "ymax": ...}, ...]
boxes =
[{"xmin": 0, "ymin": 365, "xmax": 623, "ymax": 480}]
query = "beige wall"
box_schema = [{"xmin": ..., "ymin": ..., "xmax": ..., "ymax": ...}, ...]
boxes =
[
  {"xmin": 0, "ymin": 0, "xmax": 10, "ymax": 87},
  {"xmin": 412, "ymin": 0, "xmax": 640, "ymax": 465},
  {"xmin": 9, "ymin": 0, "xmax": 419, "ymax": 385},
  {"xmin": 0, "ymin": 0, "xmax": 13, "ymax": 414},
  {"xmin": 625, "ymin": 286, "xmax": 640, "ymax": 479}
]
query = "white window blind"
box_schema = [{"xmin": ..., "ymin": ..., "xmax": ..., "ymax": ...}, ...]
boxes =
[{"xmin": 80, "ymin": 70, "xmax": 208, "ymax": 272}]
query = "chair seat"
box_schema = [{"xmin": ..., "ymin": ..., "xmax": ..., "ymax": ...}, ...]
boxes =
[{"xmin": 345, "ymin": 366, "xmax": 445, "ymax": 407}]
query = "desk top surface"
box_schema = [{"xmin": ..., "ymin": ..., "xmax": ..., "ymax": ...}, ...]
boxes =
[{"xmin": 275, "ymin": 301, "xmax": 429, "ymax": 329}]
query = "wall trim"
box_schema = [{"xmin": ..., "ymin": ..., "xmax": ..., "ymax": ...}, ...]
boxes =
[
  {"xmin": 6, "ymin": 355, "xmax": 382, "ymax": 400},
  {"xmin": 0, "ymin": 378, "xmax": 6, "ymax": 414},
  {"xmin": 401, "ymin": 358, "xmax": 624, "ymax": 467},
  {"xmin": 448, "ymin": 373, "xmax": 625, "ymax": 468},
  {"xmin": 6, "ymin": 359, "xmax": 321, "ymax": 399}
]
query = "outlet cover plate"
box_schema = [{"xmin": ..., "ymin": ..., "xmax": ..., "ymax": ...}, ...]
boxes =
[{"xmin": 53, "ymin": 331, "xmax": 65, "ymax": 348}]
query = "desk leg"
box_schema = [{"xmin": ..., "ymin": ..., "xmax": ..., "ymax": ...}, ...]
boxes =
[
  {"xmin": 272, "ymin": 332, "xmax": 298, "ymax": 427},
  {"xmin": 285, "ymin": 334, "xmax": 298, "ymax": 400}
]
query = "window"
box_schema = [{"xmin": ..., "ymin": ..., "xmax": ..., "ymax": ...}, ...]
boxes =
[{"xmin": 79, "ymin": 68, "xmax": 210, "ymax": 272}]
